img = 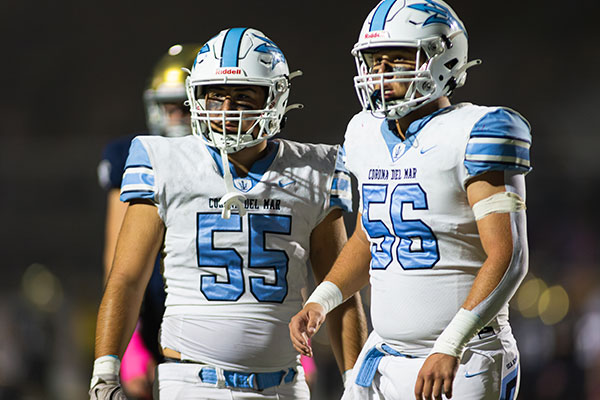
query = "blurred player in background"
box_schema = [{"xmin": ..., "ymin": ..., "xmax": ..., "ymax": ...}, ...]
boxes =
[
  {"xmin": 290, "ymin": 1, "xmax": 531, "ymax": 399},
  {"xmin": 90, "ymin": 27, "xmax": 367, "ymax": 400},
  {"xmin": 96, "ymin": 43, "xmax": 201, "ymax": 399}
]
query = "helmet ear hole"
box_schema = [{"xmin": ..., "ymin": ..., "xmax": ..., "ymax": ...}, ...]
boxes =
[{"xmin": 444, "ymin": 58, "xmax": 458, "ymax": 70}]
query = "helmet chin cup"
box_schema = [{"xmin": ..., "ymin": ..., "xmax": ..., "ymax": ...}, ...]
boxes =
[{"xmin": 219, "ymin": 192, "xmax": 247, "ymax": 219}]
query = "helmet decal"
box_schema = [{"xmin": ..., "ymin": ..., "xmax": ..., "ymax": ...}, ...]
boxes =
[
  {"xmin": 370, "ymin": 0, "xmax": 399, "ymax": 31},
  {"xmin": 198, "ymin": 43, "xmax": 210, "ymax": 55},
  {"xmin": 252, "ymin": 34, "xmax": 286, "ymax": 70},
  {"xmin": 221, "ymin": 27, "xmax": 249, "ymax": 67},
  {"xmin": 408, "ymin": 0, "xmax": 465, "ymax": 31}
]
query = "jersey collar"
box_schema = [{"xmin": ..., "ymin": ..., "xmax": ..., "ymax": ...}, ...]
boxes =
[
  {"xmin": 380, "ymin": 105, "xmax": 455, "ymax": 162},
  {"xmin": 205, "ymin": 140, "xmax": 280, "ymax": 193}
]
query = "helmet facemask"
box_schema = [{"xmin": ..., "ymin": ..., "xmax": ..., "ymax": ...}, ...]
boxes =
[
  {"xmin": 186, "ymin": 78, "xmax": 290, "ymax": 154},
  {"xmin": 353, "ymin": 33, "xmax": 465, "ymax": 119}
]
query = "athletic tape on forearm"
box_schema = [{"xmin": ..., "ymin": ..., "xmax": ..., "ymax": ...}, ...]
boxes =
[
  {"xmin": 90, "ymin": 355, "xmax": 120, "ymax": 389},
  {"xmin": 431, "ymin": 308, "xmax": 484, "ymax": 359},
  {"xmin": 305, "ymin": 281, "xmax": 343, "ymax": 314}
]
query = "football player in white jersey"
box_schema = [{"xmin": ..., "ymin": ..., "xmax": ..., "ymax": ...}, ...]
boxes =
[
  {"xmin": 90, "ymin": 28, "xmax": 367, "ymax": 400},
  {"xmin": 290, "ymin": 1, "xmax": 530, "ymax": 399}
]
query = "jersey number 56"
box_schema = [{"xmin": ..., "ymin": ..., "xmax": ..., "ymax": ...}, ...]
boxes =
[{"xmin": 362, "ymin": 183, "xmax": 440, "ymax": 270}]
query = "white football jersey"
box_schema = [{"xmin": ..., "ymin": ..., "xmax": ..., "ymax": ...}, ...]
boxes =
[
  {"xmin": 343, "ymin": 103, "xmax": 531, "ymax": 356},
  {"xmin": 120, "ymin": 135, "xmax": 351, "ymax": 371}
]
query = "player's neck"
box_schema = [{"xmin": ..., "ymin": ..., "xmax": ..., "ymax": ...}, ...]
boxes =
[
  {"xmin": 227, "ymin": 141, "xmax": 270, "ymax": 177},
  {"xmin": 393, "ymin": 97, "xmax": 451, "ymax": 139}
]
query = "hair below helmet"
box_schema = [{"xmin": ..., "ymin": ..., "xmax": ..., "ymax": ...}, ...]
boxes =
[
  {"xmin": 143, "ymin": 43, "xmax": 203, "ymax": 136},
  {"xmin": 352, "ymin": 0, "xmax": 480, "ymax": 119}
]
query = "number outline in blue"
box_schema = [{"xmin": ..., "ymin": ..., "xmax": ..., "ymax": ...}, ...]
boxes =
[
  {"xmin": 197, "ymin": 212, "xmax": 245, "ymax": 301},
  {"xmin": 362, "ymin": 184, "xmax": 394, "ymax": 270},
  {"xmin": 248, "ymin": 214, "xmax": 291, "ymax": 303},
  {"xmin": 389, "ymin": 183, "xmax": 440, "ymax": 269}
]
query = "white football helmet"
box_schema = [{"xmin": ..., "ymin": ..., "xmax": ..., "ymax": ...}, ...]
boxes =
[
  {"xmin": 186, "ymin": 27, "xmax": 300, "ymax": 154},
  {"xmin": 143, "ymin": 43, "xmax": 203, "ymax": 137},
  {"xmin": 352, "ymin": 0, "xmax": 480, "ymax": 119}
]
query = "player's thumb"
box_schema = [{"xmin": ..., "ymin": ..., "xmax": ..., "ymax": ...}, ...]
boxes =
[{"xmin": 306, "ymin": 312, "xmax": 322, "ymax": 336}]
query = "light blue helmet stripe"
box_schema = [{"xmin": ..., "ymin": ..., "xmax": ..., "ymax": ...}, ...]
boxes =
[
  {"xmin": 370, "ymin": 0, "xmax": 397, "ymax": 31},
  {"xmin": 221, "ymin": 27, "xmax": 248, "ymax": 67}
]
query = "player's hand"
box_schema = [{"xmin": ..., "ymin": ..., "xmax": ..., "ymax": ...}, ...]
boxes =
[
  {"xmin": 89, "ymin": 375, "xmax": 127, "ymax": 400},
  {"xmin": 414, "ymin": 353, "xmax": 459, "ymax": 400},
  {"xmin": 289, "ymin": 303, "xmax": 327, "ymax": 357}
]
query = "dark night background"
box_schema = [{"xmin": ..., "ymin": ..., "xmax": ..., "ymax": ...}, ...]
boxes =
[{"xmin": 1, "ymin": 1, "xmax": 600, "ymax": 398}]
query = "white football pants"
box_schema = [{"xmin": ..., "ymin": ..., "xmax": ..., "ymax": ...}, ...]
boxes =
[{"xmin": 342, "ymin": 328, "xmax": 520, "ymax": 400}]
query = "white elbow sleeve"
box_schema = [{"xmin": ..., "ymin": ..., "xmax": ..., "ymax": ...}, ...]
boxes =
[
  {"xmin": 472, "ymin": 172, "xmax": 529, "ymax": 326},
  {"xmin": 434, "ymin": 174, "xmax": 529, "ymax": 359}
]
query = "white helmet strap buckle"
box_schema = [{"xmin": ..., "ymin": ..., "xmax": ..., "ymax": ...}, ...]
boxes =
[{"xmin": 218, "ymin": 148, "xmax": 247, "ymax": 219}]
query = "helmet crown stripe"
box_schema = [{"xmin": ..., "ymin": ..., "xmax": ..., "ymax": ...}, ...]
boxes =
[
  {"xmin": 370, "ymin": 0, "xmax": 398, "ymax": 31},
  {"xmin": 221, "ymin": 27, "xmax": 249, "ymax": 68}
]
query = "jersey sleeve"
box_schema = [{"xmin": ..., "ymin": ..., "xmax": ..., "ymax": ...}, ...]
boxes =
[
  {"xmin": 120, "ymin": 137, "xmax": 157, "ymax": 202},
  {"xmin": 463, "ymin": 108, "xmax": 532, "ymax": 181},
  {"xmin": 328, "ymin": 145, "xmax": 353, "ymax": 213}
]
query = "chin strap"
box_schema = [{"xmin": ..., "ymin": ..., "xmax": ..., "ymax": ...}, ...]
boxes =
[{"xmin": 218, "ymin": 149, "xmax": 247, "ymax": 219}]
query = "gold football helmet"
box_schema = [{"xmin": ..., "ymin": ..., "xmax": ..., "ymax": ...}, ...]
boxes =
[{"xmin": 144, "ymin": 43, "xmax": 203, "ymax": 136}]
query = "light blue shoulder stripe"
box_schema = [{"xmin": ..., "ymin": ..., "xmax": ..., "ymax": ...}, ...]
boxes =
[
  {"xmin": 122, "ymin": 169, "xmax": 155, "ymax": 188},
  {"xmin": 335, "ymin": 145, "xmax": 349, "ymax": 173},
  {"xmin": 470, "ymin": 108, "xmax": 531, "ymax": 142},
  {"xmin": 124, "ymin": 137, "xmax": 153, "ymax": 168},
  {"xmin": 330, "ymin": 195, "xmax": 353, "ymax": 213},
  {"xmin": 466, "ymin": 142, "xmax": 530, "ymax": 162},
  {"xmin": 329, "ymin": 170, "xmax": 352, "ymax": 212},
  {"xmin": 120, "ymin": 189, "xmax": 155, "ymax": 202},
  {"xmin": 121, "ymin": 138, "xmax": 156, "ymax": 201},
  {"xmin": 465, "ymin": 108, "xmax": 532, "ymax": 176}
]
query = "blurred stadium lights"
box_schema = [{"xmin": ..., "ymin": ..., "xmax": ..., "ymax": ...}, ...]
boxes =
[
  {"xmin": 168, "ymin": 44, "xmax": 183, "ymax": 56},
  {"xmin": 164, "ymin": 68, "xmax": 183, "ymax": 84},
  {"xmin": 538, "ymin": 285, "xmax": 570, "ymax": 326},
  {"xmin": 21, "ymin": 263, "xmax": 64, "ymax": 312},
  {"xmin": 513, "ymin": 275, "xmax": 570, "ymax": 325}
]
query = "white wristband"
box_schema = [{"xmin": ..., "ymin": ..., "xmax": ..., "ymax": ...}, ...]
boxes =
[
  {"xmin": 431, "ymin": 308, "xmax": 483, "ymax": 359},
  {"xmin": 90, "ymin": 355, "xmax": 120, "ymax": 389},
  {"xmin": 305, "ymin": 281, "xmax": 343, "ymax": 314}
]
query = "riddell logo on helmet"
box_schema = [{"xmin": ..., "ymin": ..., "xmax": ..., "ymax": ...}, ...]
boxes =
[
  {"xmin": 364, "ymin": 31, "xmax": 388, "ymax": 39},
  {"xmin": 216, "ymin": 68, "xmax": 243, "ymax": 75}
]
